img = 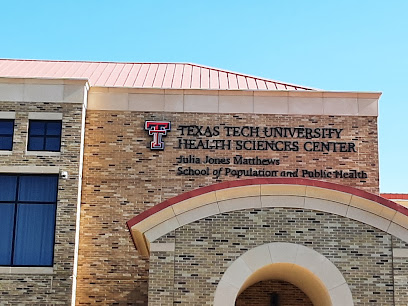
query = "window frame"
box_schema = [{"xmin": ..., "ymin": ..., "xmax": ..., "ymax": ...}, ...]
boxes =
[
  {"xmin": 27, "ymin": 120, "xmax": 62, "ymax": 152},
  {"xmin": 0, "ymin": 119, "xmax": 14, "ymax": 151},
  {"xmin": 0, "ymin": 174, "xmax": 59, "ymax": 267}
]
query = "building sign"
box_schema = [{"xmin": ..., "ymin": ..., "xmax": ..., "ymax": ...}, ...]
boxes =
[
  {"xmin": 144, "ymin": 121, "xmax": 171, "ymax": 150},
  {"xmin": 175, "ymin": 125, "xmax": 356, "ymax": 152},
  {"xmin": 145, "ymin": 121, "xmax": 367, "ymax": 180}
]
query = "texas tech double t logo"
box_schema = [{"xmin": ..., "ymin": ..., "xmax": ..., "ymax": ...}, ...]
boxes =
[{"xmin": 144, "ymin": 121, "xmax": 171, "ymax": 150}]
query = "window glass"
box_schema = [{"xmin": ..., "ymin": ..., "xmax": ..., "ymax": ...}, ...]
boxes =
[
  {"xmin": 28, "ymin": 137, "xmax": 44, "ymax": 151},
  {"xmin": 46, "ymin": 121, "xmax": 62, "ymax": 136},
  {"xmin": 0, "ymin": 175, "xmax": 17, "ymax": 201},
  {"xmin": 0, "ymin": 204, "xmax": 15, "ymax": 265},
  {"xmin": 45, "ymin": 137, "xmax": 61, "ymax": 151},
  {"xmin": 0, "ymin": 136, "xmax": 13, "ymax": 150},
  {"xmin": 13, "ymin": 204, "xmax": 56, "ymax": 266},
  {"xmin": 29, "ymin": 121, "xmax": 46, "ymax": 136},
  {"xmin": 28, "ymin": 120, "xmax": 62, "ymax": 152},
  {"xmin": 18, "ymin": 176, "xmax": 58, "ymax": 202},
  {"xmin": 0, "ymin": 174, "xmax": 58, "ymax": 266},
  {"xmin": 0, "ymin": 120, "xmax": 13, "ymax": 134},
  {"xmin": 0, "ymin": 120, "xmax": 14, "ymax": 150}
]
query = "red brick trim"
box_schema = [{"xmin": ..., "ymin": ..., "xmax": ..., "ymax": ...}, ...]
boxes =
[
  {"xmin": 381, "ymin": 193, "xmax": 408, "ymax": 200},
  {"xmin": 127, "ymin": 178, "xmax": 408, "ymax": 229}
]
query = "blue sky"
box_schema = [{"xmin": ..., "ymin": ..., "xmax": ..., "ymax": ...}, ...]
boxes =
[{"xmin": 1, "ymin": 1, "xmax": 407, "ymax": 192}]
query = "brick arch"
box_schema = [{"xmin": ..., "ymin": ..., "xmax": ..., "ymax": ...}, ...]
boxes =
[
  {"xmin": 213, "ymin": 243, "xmax": 353, "ymax": 306},
  {"xmin": 127, "ymin": 178, "xmax": 408, "ymax": 256}
]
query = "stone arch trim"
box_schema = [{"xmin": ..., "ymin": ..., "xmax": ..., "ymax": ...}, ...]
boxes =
[
  {"xmin": 127, "ymin": 178, "xmax": 408, "ymax": 256},
  {"xmin": 214, "ymin": 243, "xmax": 354, "ymax": 306}
]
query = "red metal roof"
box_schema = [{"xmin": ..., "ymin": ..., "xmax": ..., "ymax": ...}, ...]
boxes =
[
  {"xmin": 0, "ymin": 59, "xmax": 313, "ymax": 91},
  {"xmin": 381, "ymin": 194, "xmax": 408, "ymax": 200}
]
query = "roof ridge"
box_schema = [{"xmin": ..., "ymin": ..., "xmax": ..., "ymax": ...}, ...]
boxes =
[
  {"xmin": 185, "ymin": 62, "xmax": 314, "ymax": 90},
  {"xmin": 0, "ymin": 58, "xmax": 194, "ymax": 65}
]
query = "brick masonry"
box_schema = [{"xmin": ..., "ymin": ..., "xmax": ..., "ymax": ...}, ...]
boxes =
[
  {"xmin": 0, "ymin": 103, "xmax": 404, "ymax": 305},
  {"xmin": 393, "ymin": 239, "xmax": 408, "ymax": 305},
  {"xmin": 0, "ymin": 102, "xmax": 83, "ymax": 305},
  {"xmin": 150, "ymin": 208, "xmax": 397, "ymax": 305},
  {"xmin": 76, "ymin": 110, "xmax": 393, "ymax": 305},
  {"xmin": 0, "ymin": 78, "xmax": 403, "ymax": 306}
]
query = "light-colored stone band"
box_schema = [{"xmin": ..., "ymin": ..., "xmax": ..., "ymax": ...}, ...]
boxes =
[
  {"xmin": 0, "ymin": 166, "xmax": 60, "ymax": 173},
  {"xmin": 0, "ymin": 79, "xmax": 87, "ymax": 103},
  {"xmin": 150, "ymin": 243, "xmax": 175, "ymax": 252},
  {"xmin": 0, "ymin": 267, "xmax": 54, "ymax": 275},
  {"xmin": 28, "ymin": 112, "xmax": 63, "ymax": 120},
  {"xmin": 88, "ymin": 89, "xmax": 379, "ymax": 116},
  {"xmin": 0, "ymin": 111, "xmax": 16, "ymax": 119},
  {"xmin": 393, "ymin": 248, "xmax": 408, "ymax": 258}
]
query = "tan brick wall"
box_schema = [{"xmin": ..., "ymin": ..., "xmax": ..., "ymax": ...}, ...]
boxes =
[
  {"xmin": 150, "ymin": 208, "xmax": 395, "ymax": 305},
  {"xmin": 392, "ymin": 238, "xmax": 408, "ymax": 305},
  {"xmin": 0, "ymin": 102, "xmax": 83, "ymax": 304},
  {"xmin": 77, "ymin": 110, "xmax": 381, "ymax": 305},
  {"xmin": 148, "ymin": 241, "xmax": 175, "ymax": 306},
  {"xmin": 236, "ymin": 280, "xmax": 313, "ymax": 306}
]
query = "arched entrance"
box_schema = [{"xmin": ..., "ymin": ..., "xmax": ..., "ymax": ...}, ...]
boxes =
[
  {"xmin": 126, "ymin": 178, "xmax": 408, "ymax": 304},
  {"xmin": 236, "ymin": 279, "xmax": 313, "ymax": 305},
  {"xmin": 127, "ymin": 178, "xmax": 408, "ymax": 257},
  {"xmin": 213, "ymin": 243, "xmax": 352, "ymax": 306}
]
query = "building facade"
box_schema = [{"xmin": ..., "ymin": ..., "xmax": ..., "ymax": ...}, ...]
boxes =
[{"xmin": 0, "ymin": 59, "xmax": 407, "ymax": 305}]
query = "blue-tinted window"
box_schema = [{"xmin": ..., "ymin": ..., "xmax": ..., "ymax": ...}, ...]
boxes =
[
  {"xmin": 13, "ymin": 204, "xmax": 56, "ymax": 266},
  {"xmin": 0, "ymin": 174, "xmax": 58, "ymax": 266},
  {"xmin": 18, "ymin": 176, "xmax": 58, "ymax": 202},
  {"xmin": 0, "ymin": 120, "xmax": 14, "ymax": 150},
  {"xmin": 0, "ymin": 204, "xmax": 15, "ymax": 266},
  {"xmin": 28, "ymin": 120, "xmax": 62, "ymax": 152}
]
